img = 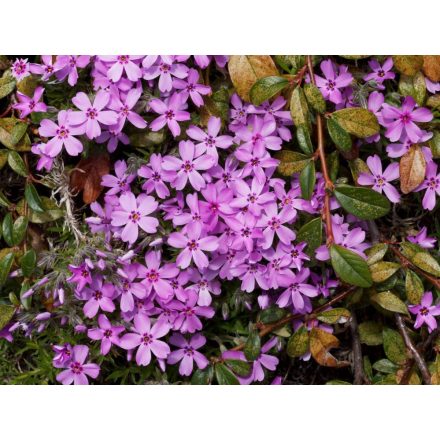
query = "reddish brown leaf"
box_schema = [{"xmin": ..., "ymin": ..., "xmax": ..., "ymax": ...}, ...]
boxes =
[
  {"xmin": 309, "ymin": 328, "xmax": 349, "ymax": 368},
  {"xmin": 399, "ymin": 145, "xmax": 426, "ymax": 194},
  {"xmin": 423, "ymin": 56, "xmax": 440, "ymax": 82},
  {"xmin": 70, "ymin": 153, "xmax": 110, "ymax": 204}
]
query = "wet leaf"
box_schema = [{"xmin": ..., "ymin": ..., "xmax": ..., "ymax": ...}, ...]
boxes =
[
  {"xmin": 249, "ymin": 76, "xmax": 289, "ymax": 106},
  {"xmin": 400, "ymin": 145, "xmax": 426, "ymax": 194},
  {"xmin": 215, "ymin": 363, "xmax": 239, "ymax": 385},
  {"xmin": 299, "ymin": 161, "xmax": 315, "ymax": 200},
  {"xmin": 309, "ymin": 328, "xmax": 348, "ymax": 367},
  {"xmin": 331, "ymin": 108, "xmax": 379, "ymax": 138},
  {"xmin": 393, "ymin": 56, "xmax": 423, "ymax": 76},
  {"xmin": 405, "ymin": 270, "xmax": 424, "ymax": 304},
  {"xmin": 287, "ymin": 326, "xmax": 310, "ymax": 357},
  {"xmin": 330, "ymin": 244, "xmax": 373, "ymax": 287},
  {"xmin": 275, "ymin": 150, "xmax": 311, "ymax": 176},
  {"xmin": 10, "ymin": 122, "xmax": 28, "ymax": 146},
  {"xmin": 0, "ymin": 73, "xmax": 15, "ymax": 99},
  {"xmin": 370, "ymin": 261, "xmax": 400, "ymax": 283},
  {"xmin": 371, "ymin": 291, "xmax": 408, "ymax": 315},
  {"xmin": 228, "ymin": 55, "xmax": 278, "ymax": 102}
]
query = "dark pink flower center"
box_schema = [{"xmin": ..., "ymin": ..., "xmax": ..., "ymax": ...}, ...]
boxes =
[
  {"xmin": 400, "ymin": 113, "xmax": 411, "ymax": 124},
  {"xmin": 420, "ymin": 307, "xmax": 429, "ymax": 316},
  {"xmin": 118, "ymin": 55, "xmax": 129, "ymax": 64},
  {"xmin": 160, "ymin": 63, "xmax": 171, "ymax": 72},
  {"xmin": 141, "ymin": 333, "xmax": 152, "ymax": 345},
  {"xmin": 165, "ymin": 110, "xmax": 175, "ymax": 120},
  {"xmin": 326, "ymin": 80, "xmax": 336, "ymax": 90},
  {"xmin": 152, "ymin": 172, "xmax": 161, "ymax": 181},
  {"xmin": 182, "ymin": 161, "xmax": 194, "ymax": 172},
  {"xmin": 94, "ymin": 290, "xmax": 103, "ymax": 300},
  {"xmin": 147, "ymin": 270, "xmax": 159, "ymax": 282},
  {"xmin": 104, "ymin": 329, "xmax": 112, "ymax": 338},
  {"xmin": 268, "ymin": 216, "xmax": 281, "ymax": 229},
  {"xmin": 70, "ymin": 362, "xmax": 83, "ymax": 374},
  {"xmin": 187, "ymin": 240, "xmax": 199, "ymax": 250},
  {"xmin": 86, "ymin": 107, "xmax": 98, "ymax": 119},
  {"xmin": 184, "ymin": 346, "xmax": 194, "ymax": 356},
  {"xmin": 57, "ymin": 126, "xmax": 69, "ymax": 139},
  {"xmin": 129, "ymin": 211, "xmax": 141, "ymax": 222}
]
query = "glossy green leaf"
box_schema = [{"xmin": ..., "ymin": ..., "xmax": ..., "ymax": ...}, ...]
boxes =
[
  {"xmin": 287, "ymin": 326, "xmax": 310, "ymax": 357},
  {"xmin": 331, "ymin": 108, "xmax": 380, "ymax": 138},
  {"xmin": 366, "ymin": 243, "xmax": 388, "ymax": 266},
  {"xmin": 20, "ymin": 249, "xmax": 37, "ymax": 278},
  {"xmin": 244, "ymin": 328, "xmax": 261, "ymax": 361},
  {"xmin": 249, "ymin": 76, "xmax": 289, "ymax": 106},
  {"xmin": 330, "ymin": 244, "xmax": 373, "ymax": 287},
  {"xmin": 317, "ymin": 308, "xmax": 351, "ymax": 324},
  {"xmin": 0, "ymin": 304, "xmax": 15, "ymax": 330},
  {"xmin": 358, "ymin": 321, "xmax": 383, "ymax": 346},
  {"xmin": 12, "ymin": 216, "xmax": 28, "ymax": 246},
  {"xmin": 327, "ymin": 118, "xmax": 352, "ymax": 152},
  {"xmin": 371, "ymin": 291, "xmax": 409, "ymax": 315},
  {"xmin": 7, "ymin": 151, "xmax": 27, "ymax": 177},
  {"xmin": 0, "ymin": 252, "xmax": 14, "ymax": 286},
  {"xmin": 0, "ymin": 74, "xmax": 16, "ymax": 99},
  {"xmin": 296, "ymin": 124, "xmax": 314, "ymax": 154},
  {"xmin": 2, "ymin": 212, "xmax": 14, "ymax": 247},
  {"xmin": 296, "ymin": 217, "xmax": 322, "ymax": 257},
  {"xmin": 411, "ymin": 252, "xmax": 440, "ymax": 277},
  {"xmin": 214, "ymin": 363, "xmax": 239, "ymax": 385},
  {"xmin": 0, "ymin": 118, "xmax": 31, "ymax": 151},
  {"xmin": 191, "ymin": 366, "xmax": 213, "ymax": 385},
  {"xmin": 334, "ymin": 184, "xmax": 390, "ymax": 220},
  {"xmin": 259, "ymin": 305, "xmax": 286, "ymax": 324},
  {"xmin": 16, "ymin": 197, "xmax": 63, "ymax": 224},
  {"xmin": 290, "ymin": 87, "xmax": 311, "ymax": 130},
  {"xmin": 299, "ymin": 161, "xmax": 316, "ymax": 200},
  {"xmin": 10, "ymin": 122, "xmax": 28, "ymax": 146},
  {"xmin": 25, "ymin": 183, "xmax": 45, "ymax": 213},
  {"xmin": 224, "ymin": 359, "xmax": 251, "ymax": 377},
  {"xmin": 370, "ymin": 261, "xmax": 401, "ymax": 283}
]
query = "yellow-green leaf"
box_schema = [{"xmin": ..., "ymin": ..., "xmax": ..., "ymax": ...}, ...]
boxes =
[
  {"xmin": 370, "ymin": 261, "xmax": 400, "ymax": 283},
  {"xmin": 331, "ymin": 108, "xmax": 379, "ymax": 138}
]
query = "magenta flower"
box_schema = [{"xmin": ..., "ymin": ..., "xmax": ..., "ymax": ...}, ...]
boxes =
[
  {"xmin": 277, "ymin": 268, "xmax": 318, "ymax": 311},
  {"xmin": 67, "ymin": 263, "xmax": 93, "ymax": 291},
  {"xmin": 167, "ymin": 333, "xmax": 209, "ymax": 376},
  {"xmin": 364, "ymin": 57, "xmax": 395, "ymax": 88},
  {"xmin": 138, "ymin": 154, "xmax": 171, "ymax": 199},
  {"xmin": 119, "ymin": 315, "xmax": 170, "ymax": 366},
  {"xmin": 142, "ymin": 55, "xmax": 188, "ymax": 92},
  {"xmin": 117, "ymin": 264, "xmax": 147, "ymax": 313},
  {"xmin": 54, "ymin": 55, "xmax": 90, "ymax": 86},
  {"xmin": 82, "ymin": 276, "xmax": 115, "ymax": 318},
  {"xmin": 70, "ymin": 90, "xmax": 118, "ymax": 139},
  {"xmin": 101, "ymin": 160, "xmax": 135, "ymax": 196},
  {"xmin": 31, "ymin": 143, "xmax": 54, "ymax": 171},
  {"xmin": 39, "ymin": 110, "xmax": 84, "ymax": 156},
  {"xmin": 111, "ymin": 193, "xmax": 159, "ymax": 244},
  {"xmin": 96, "ymin": 127, "xmax": 129, "ymax": 153},
  {"xmin": 149, "ymin": 93, "xmax": 190, "ymax": 137},
  {"xmin": 314, "ymin": 59, "xmax": 353, "ymax": 104},
  {"xmin": 408, "ymin": 227, "xmax": 437, "ymax": 249},
  {"xmin": 230, "ymin": 254, "xmax": 268, "ymax": 293},
  {"xmin": 11, "ymin": 58, "xmax": 30, "ymax": 80},
  {"xmin": 162, "ymin": 140, "xmax": 215, "ymax": 191},
  {"xmin": 56, "ymin": 345, "xmax": 100, "ymax": 385},
  {"xmin": 168, "ymin": 223, "xmax": 218, "ymax": 270},
  {"xmin": 52, "ymin": 343, "xmax": 73, "ymax": 368},
  {"xmin": 174, "ymin": 68, "xmax": 211, "ymax": 107},
  {"xmin": 357, "ymin": 155, "xmax": 400, "ymax": 203},
  {"xmin": 88, "ymin": 315, "xmax": 124, "ymax": 355},
  {"xmin": 382, "ymin": 96, "xmax": 433, "ymax": 143},
  {"xmin": 187, "ymin": 116, "xmax": 233, "ymax": 160},
  {"xmin": 99, "ymin": 55, "xmax": 143, "ymax": 82},
  {"xmin": 13, "ymin": 86, "xmax": 47, "ymax": 119},
  {"xmin": 235, "ymin": 148, "xmax": 279, "ymax": 184},
  {"xmin": 409, "ymin": 292, "xmax": 440, "ymax": 333},
  {"xmin": 108, "ymin": 87, "xmax": 147, "ymax": 130},
  {"xmin": 199, "ymin": 183, "xmax": 233, "ymax": 230},
  {"xmin": 30, "ymin": 55, "xmax": 55, "ymax": 80},
  {"xmin": 187, "ymin": 268, "xmax": 221, "ymax": 306},
  {"xmin": 225, "ymin": 215, "xmax": 262, "ymax": 253},
  {"xmin": 386, "ymin": 132, "xmax": 432, "ymax": 159},
  {"xmin": 138, "ymin": 251, "xmax": 179, "ymax": 300},
  {"xmin": 415, "ymin": 161, "xmax": 440, "ymax": 211}
]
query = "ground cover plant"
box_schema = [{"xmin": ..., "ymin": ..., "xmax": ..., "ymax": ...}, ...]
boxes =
[{"xmin": 1, "ymin": 54, "xmax": 440, "ymax": 385}]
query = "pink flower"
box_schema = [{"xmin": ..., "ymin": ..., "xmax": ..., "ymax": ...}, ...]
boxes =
[
  {"xmin": 364, "ymin": 57, "xmax": 395, "ymax": 88},
  {"xmin": 29, "ymin": 55, "xmax": 55, "ymax": 80},
  {"xmin": 56, "ymin": 345, "xmax": 100, "ymax": 385},
  {"xmin": 277, "ymin": 268, "xmax": 318, "ymax": 310},
  {"xmin": 167, "ymin": 333, "xmax": 208, "ymax": 376},
  {"xmin": 108, "ymin": 87, "xmax": 147, "ymax": 130},
  {"xmin": 11, "ymin": 58, "xmax": 30, "ymax": 80},
  {"xmin": 142, "ymin": 55, "xmax": 188, "ymax": 92},
  {"xmin": 99, "ymin": 55, "xmax": 143, "ymax": 82},
  {"xmin": 415, "ymin": 161, "xmax": 440, "ymax": 211},
  {"xmin": 88, "ymin": 315, "xmax": 124, "ymax": 355},
  {"xmin": 138, "ymin": 154, "xmax": 171, "ymax": 199},
  {"xmin": 70, "ymin": 90, "xmax": 119, "ymax": 139},
  {"xmin": 54, "ymin": 55, "xmax": 90, "ymax": 86},
  {"xmin": 82, "ymin": 276, "xmax": 115, "ymax": 318},
  {"xmin": 13, "ymin": 86, "xmax": 47, "ymax": 119},
  {"xmin": 119, "ymin": 315, "xmax": 171, "ymax": 366},
  {"xmin": 174, "ymin": 68, "xmax": 211, "ymax": 107},
  {"xmin": 101, "ymin": 160, "xmax": 135, "ymax": 196},
  {"xmin": 409, "ymin": 291, "xmax": 440, "ymax": 333},
  {"xmin": 314, "ymin": 59, "xmax": 353, "ymax": 104},
  {"xmin": 357, "ymin": 154, "xmax": 401, "ymax": 203},
  {"xmin": 408, "ymin": 226, "xmax": 437, "ymax": 249},
  {"xmin": 111, "ymin": 192, "xmax": 159, "ymax": 244}
]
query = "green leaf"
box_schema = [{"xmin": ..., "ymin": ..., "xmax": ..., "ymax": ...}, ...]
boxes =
[
  {"xmin": 0, "ymin": 74, "xmax": 16, "ymax": 99},
  {"xmin": 225, "ymin": 359, "xmax": 251, "ymax": 377},
  {"xmin": 25, "ymin": 183, "xmax": 45, "ymax": 213},
  {"xmin": 370, "ymin": 261, "xmax": 401, "ymax": 283},
  {"xmin": 366, "ymin": 243, "xmax": 388, "ymax": 266},
  {"xmin": 317, "ymin": 308, "xmax": 351, "ymax": 324},
  {"xmin": 299, "ymin": 161, "xmax": 315, "ymax": 200},
  {"xmin": 12, "ymin": 216, "xmax": 28, "ymax": 246},
  {"xmin": 16, "ymin": 197, "xmax": 64, "ymax": 224},
  {"xmin": 10, "ymin": 122, "xmax": 28, "ymax": 146},
  {"xmin": 214, "ymin": 363, "xmax": 239, "ymax": 385},
  {"xmin": 371, "ymin": 291, "xmax": 409, "ymax": 315},
  {"xmin": 327, "ymin": 118, "xmax": 352, "ymax": 152},
  {"xmin": 2, "ymin": 212, "xmax": 14, "ymax": 247},
  {"xmin": 304, "ymin": 83, "xmax": 326, "ymax": 113},
  {"xmin": 191, "ymin": 366, "xmax": 213, "ymax": 385},
  {"xmin": 413, "ymin": 71, "xmax": 427, "ymax": 106},
  {"xmin": 405, "ymin": 270, "xmax": 424, "ymax": 304},
  {"xmin": 326, "ymin": 380, "xmax": 352, "ymax": 385},
  {"xmin": 20, "ymin": 249, "xmax": 36, "ymax": 278},
  {"xmin": 249, "ymin": 76, "xmax": 289, "ymax": 106},
  {"xmin": 382, "ymin": 328, "xmax": 407, "ymax": 365},
  {"xmin": 275, "ymin": 150, "xmax": 311, "ymax": 176},
  {"xmin": 244, "ymin": 328, "xmax": 261, "ymax": 361},
  {"xmin": 328, "ymin": 150, "xmax": 340, "ymax": 181},
  {"xmin": 0, "ymin": 252, "xmax": 14, "ymax": 286},
  {"xmin": 295, "ymin": 125, "xmax": 314, "ymax": 154},
  {"xmin": 0, "ymin": 190, "xmax": 10, "ymax": 208},
  {"xmin": 290, "ymin": 87, "xmax": 311, "ymax": 130},
  {"xmin": 7, "ymin": 151, "xmax": 27, "ymax": 177},
  {"xmin": 372, "ymin": 358, "xmax": 399, "ymax": 374},
  {"xmin": 334, "ymin": 184, "xmax": 390, "ymax": 220},
  {"xmin": 287, "ymin": 326, "xmax": 310, "ymax": 357},
  {"xmin": 0, "ymin": 118, "xmax": 31, "ymax": 151},
  {"xmin": 0, "ymin": 304, "xmax": 15, "ymax": 330},
  {"xmin": 259, "ymin": 305, "xmax": 286, "ymax": 324},
  {"xmin": 411, "ymin": 252, "xmax": 440, "ymax": 277},
  {"xmin": 296, "ymin": 217, "xmax": 322, "ymax": 257},
  {"xmin": 330, "ymin": 244, "xmax": 373, "ymax": 287},
  {"xmin": 331, "ymin": 108, "xmax": 380, "ymax": 138},
  {"xmin": 358, "ymin": 321, "xmax": 383, "ymax": 346}
]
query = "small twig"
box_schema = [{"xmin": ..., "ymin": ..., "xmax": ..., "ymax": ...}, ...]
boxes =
[
  {"xmin": 395, "ymin": 314, "xmax": 431, "ymax": 385},
  {"xmin": 350, "ymin": 310, "xmax": 366, "ymax": 384}
]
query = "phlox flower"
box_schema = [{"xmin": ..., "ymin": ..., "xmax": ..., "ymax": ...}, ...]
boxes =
[
  {"xmin": 314, "ymin": 59, "xmax": 353, "ymax": 104},
  {"xmin": 138, "ymin": 154, "xmax": 172, "ymax": 199},
  {"xmin": 408, "ymin": 226, "xmax": 437, "ymax": 249},
  {"xmin": 54, "ymin": 55, "xmax": 90, "ymax": 86},
  {"xmin": 88, "ymin": 315, "xmax": 124, "ymax": 355},
  {"xmin": 409, "ymin": 291, "xmax": 440, "ymax": 333},
  {"xmin": 101, "ymin": 160, "xmax": 135, "ymax": 195},
  {"xmin": 56, "ymin": 345, "xmax": 100, "ymax": 385},
  {"xmin": 415, "ymin": 161, "xmax": 440, "ymax": 211},
  {"xmin": 174, "ymin": 68, "xmax": 211, "ymax": 107},
  {"xmin": 99, "ymin": 55, "xmax": 143, "ymax": 82},
  {"xmin": 13, "ymin": 86, "xmax": 47, "ymax": 119},
  {"xmin": 142, "ymin": 55, "xmax": 188, "ymax": 92}
]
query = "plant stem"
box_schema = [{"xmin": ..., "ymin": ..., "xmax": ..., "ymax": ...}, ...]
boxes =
[
  {"xmin": 350, "ymin": 310, "xmax": 367, "ymax": 384},
  {"xmin": 306, "ymin": 55, "xmax": 334, "ymax": 245}
]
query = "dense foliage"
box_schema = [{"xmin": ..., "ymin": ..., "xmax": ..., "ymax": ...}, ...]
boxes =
[{"xmin": 1, "ymin": 54, "xmax": 440, "ymax": 385}]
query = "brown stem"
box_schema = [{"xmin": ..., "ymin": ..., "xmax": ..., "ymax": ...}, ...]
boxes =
[
  {"xmin": 390, "ymin": 245, "xmax": 440, "ymax": 290},
  {"xmin": 395, "ymin": 314, "xmax": 431, "ymax": 385},
  {"xmin": 0, "ymin": 104, "xmax": 12, "ymax": 118},
  {"xmin": 231, "ymin": 285, "xmax": 358, "ymax": 352},
  {"xmin": 306, "ymin": 55, "xmax": 334, "ymax": 246},
  {"xmin": 350, "ymin": 310, "xmax": 366, "ymax": 384}
]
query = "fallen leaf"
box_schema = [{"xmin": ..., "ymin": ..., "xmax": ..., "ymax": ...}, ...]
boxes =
[
  {"xmin": 400, "ymin": 145, "xmax": 426, "ymax": 194},
  {"xmin": 310, "ymin": 328, "xmax": 349, "ymax": 367}
]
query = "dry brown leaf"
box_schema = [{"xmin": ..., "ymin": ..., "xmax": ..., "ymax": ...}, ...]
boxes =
[
  {"xmin": 70, "ymin": 153, "xmax": 110, "ymax": 204},
  {"xmin": 309, "ymin": 328, "xmax": 349, "ymax": 368},
  {"xmin": 399, "ymin": 145, "xmax": 426, "ymax": 194},
  {"xmin": 423, "ymin": 56, "xmax": 440, "ymax": 82},
  {"xmin": 228, "ymin": 55, "xmax": 278, "ymax": 102}
]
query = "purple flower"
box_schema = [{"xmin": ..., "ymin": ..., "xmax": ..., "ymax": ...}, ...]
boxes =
[
  {"xmin": 88, "ymin": 315, "xmax": 125, "ymax": 355},
  {"xmin": 187, "ymin": 268, "xmax": 221, "ymax": 306},
  {"xmin": 357, "ymin": 155, "xmax": 400, "ymax": 203},
  {"xmin": 142, "ymin": 55, "xmax": 188, "ymax": 92},
  {"xmin": 67, "ymin": 263, "xmax": 93, "ymax": 291},
  {"xmin": 99, "ymin": 55, "xmax": 143, "ymax": 82},
  {"xmin": 101, "ymin": 160, "xmax": 135, "ymax": 195},
  {"xmin": 52, "ymin": 343, "xmax": 73, "ymax": 368},
  {"xmin": 82, "ymin": 276, "xmax": 115, "ymax": 318},
  {"xmin": 111, "ymin": 192, "xmax": 158, "ymax": 244},
  {"xmin": 30, "ymin": 55, "xmax": 55, "ymax": 80},
  {"xmin": 277, "ymin": 268, "xmax": 318, "ymax": 311},
  {"xmin": 386, "ymin": 132, "xmax": 432, "ymax": 158},
  {"xmin": 187, "ymin": 116, "xmax": 233, "ymax": 160},
  {"xmin": 119, "ymin": 315, "xmax": 170, "ymax": 366},
  {"xmin": 54, "ymin": 55, "xmax": 90, "ymax": 86},
  {"xmin": 167, "ymin": 333, "xmax": 209, "ymax": 376},
  {"xmin": 11, "ymin": 58, "xmax": 30, "ymax": 80},
  {"xmin": 408, "ymin": 226, "xmax": 437, "ymax": 249},
  {"xmin": 31, "ymin": 143, "xmax": 54, "ymax": 171},
  {"xmin": 235, "ymin": 148, "xmax": 279, "ymax": 184},
  {"xmin": 70, "ymin": 90, "xmax": 118, "ymax": 139},
  {"xmin": 364, "ymin": 57, "xmax": 395, "ymax": 88},
  {"xmin": 230, "ymin": 253, "xmax": 268, "ymax": 293},
  {"xmin": 39, "ymin": 110, "xmax": 84, "ymax": 156},
  {"xmin": 382, "ymin": 96, "xmax": 433, "ymax": 143},
  {"xmin": 108, "ymin": 87, "xmax": 147, "ymax": 130},
  {"xmin": 314, "ymin": 59, "xmax": 353, "ymax": 104},
  {"xmin": 149, "ymin": 93, "xmax": 190, "ymax": 137},
  {"xmin": 13, "ymin": 86, "xmax": 47, "ymax": 119},
  {"xmin": 168, "ymin": 223, "xmax": 218, "ymax": 270},
  {"xmin": 174, "ymin": 68, "xmax": 211, "ymax": 107},
  {"xmin": 415, "ymin": 161, "xmax": 440, "ymax": 211},
  {"xmin": 86, "ymin": 201, "xmax": 114, "ymax": 240},
  {"xmin": 138, "ymin": 154, "xmax": 172, "ymax": 199},
  {"xmin": 117, "ymin": 264, "xmax": 147, "ymax": 313},
  {"xmin": 96, "ymin": 127, "xmax": 129, "ymax": 153},
  {"xmin": 162, "ymin": 140, "xmax": 215, "ymax": 191},
  {"xmin": 56, "ymin": 345, "xmax": 100, "ymax": 385},
  {"xmin": 409, "ymin": 292, "xmax": 440, "ymax": 333}
]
